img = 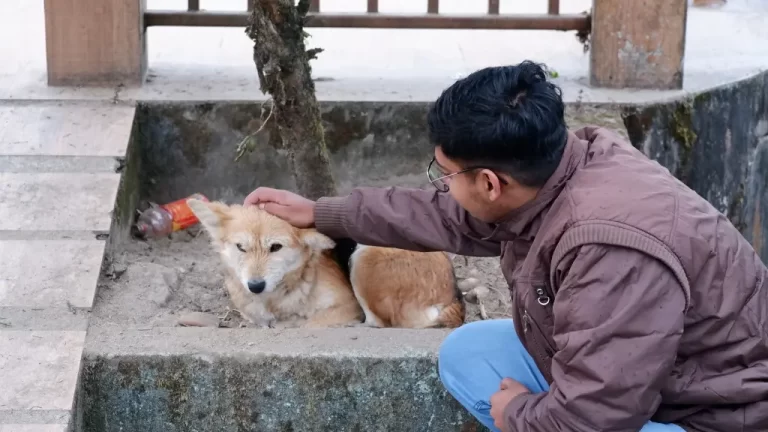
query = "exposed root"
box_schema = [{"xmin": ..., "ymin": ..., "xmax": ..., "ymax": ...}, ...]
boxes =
[{"xmin": 234, "ymin": 99, "xmax": 274, "ymax": 162}]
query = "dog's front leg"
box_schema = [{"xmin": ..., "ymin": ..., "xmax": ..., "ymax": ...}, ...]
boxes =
[
  {"xmin": 225, "ymin": 278, "xmax": 275, "ymax": 328},
  {"xmin": 303, "ymin": 302, "xmax": 363, "ymax": 329},
  {"xmin": 242, "ymin": 301, "xmax": 276, "ymax": 328}
]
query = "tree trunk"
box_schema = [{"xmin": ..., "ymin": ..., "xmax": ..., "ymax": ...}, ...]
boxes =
[{"xmin": 246, "ymin": 0, "xmax": 337, "ymax": 200}]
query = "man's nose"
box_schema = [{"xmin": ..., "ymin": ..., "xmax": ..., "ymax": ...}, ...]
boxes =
[{"xmin": 247, "ymin": 279, "xmax": 266, "ymax": 294}]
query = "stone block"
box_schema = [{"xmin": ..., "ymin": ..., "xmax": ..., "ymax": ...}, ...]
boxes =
[
  {"xmin": 0, "ymin": 104, "xmax": 135, "ymax": 157},
  {"xmin": 0, "ymin": 240, "xmax": 106, "ymax": 308},
  {"xmin": 0, "ymin": 173, "xmax": 120, "ymax": 231},
  {"xmin": 0, "ymin": 331, "xmax": 86, "ymax": 411},
  {"xmin": 0, "ymin": 426, "xmax": 67, "ymax": 432},
  {"xmin": 78, "ymin": 328, "xmax": 482, "ymax": 432}
]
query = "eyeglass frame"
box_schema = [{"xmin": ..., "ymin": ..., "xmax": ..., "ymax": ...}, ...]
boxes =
[{"xmin": 427, "ymin": 157, "xmax": 510, "ymax": 192}]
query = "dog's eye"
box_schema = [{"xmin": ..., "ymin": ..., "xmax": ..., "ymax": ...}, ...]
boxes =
[
  {"xmin": 269, "ymin": 244, "xmax": 283, "ymax": 253},
  {"xmin": 236, "ymin": 243, "xmax": 246, "ymax": 252}
]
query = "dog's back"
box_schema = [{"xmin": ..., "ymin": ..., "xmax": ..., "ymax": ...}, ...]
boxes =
[{"xmin": 349, "ymin": 245, "xmax": 465, "ymax": 328}]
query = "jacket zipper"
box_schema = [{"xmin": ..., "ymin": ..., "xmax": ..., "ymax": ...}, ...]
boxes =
[{"xmin": 523, "ymin": 308, "xmax": 557, "ymax": 354}]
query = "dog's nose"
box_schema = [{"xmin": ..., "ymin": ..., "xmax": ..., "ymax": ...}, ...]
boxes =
[{"xmin": 247, "ymin": 279, "xmax": 266, "ymax": 294}]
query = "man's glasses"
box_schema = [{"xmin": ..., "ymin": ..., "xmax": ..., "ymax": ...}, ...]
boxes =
[{"xmin": 427, "ymin": 157, "xmax": 508, "ymax": 192}]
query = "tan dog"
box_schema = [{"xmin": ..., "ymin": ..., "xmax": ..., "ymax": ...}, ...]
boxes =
[
  {"xmin": 188, "ymin": 199, "xmax": 465, "ymax": 329},
  {"xmin": 349, "ymin": 245, "xmax": 464, "ymax": 328},
  {"xmin": 187, "ymin": 199, "xmax": 363, "ymax": 328}
]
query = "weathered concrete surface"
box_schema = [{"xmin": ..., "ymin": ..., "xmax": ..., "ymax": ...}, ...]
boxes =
[
  {"xmin": 0, "ymin": 104, "xmax": 134, "ymax": 157},
  {"xmin": 622, "ymin": 71, "xmax": 768, "ymax": 258},
  {"xmin": 135, "ymin": 102, "xmax": 435, "ymax": 204},
  {"xmin": 0, "ymin": 240, "xmax": 106, "ymax": 308},
  {"xmin": 4, "ymin": 1, "xmax": 768, "ymax": 104},
  {"xmin": 0, "ymin": 426, "xmax": 67, "ymax": 432},
  {"xmin": 135, "ymin": 102, "xmax": 624, "ymax": 205},
  {"xmin": 0, "ymin": 103, "xmax": 136, "ymax": 432},
  {"xmin": 77, "ymin": 328, "xmax": 482, "ymax": 432},
  {"xmin": 0, "ymin": 173, "xmax": 121, "ymax": 232},
  {"xmin": 82, "ymin": 84, "xmax": 768, "ymax": 431},
  {"xmin": 0, "ymin": 331, "xmax": 86, "ymax": 411}
]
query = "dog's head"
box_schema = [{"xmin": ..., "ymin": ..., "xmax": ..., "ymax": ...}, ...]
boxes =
[{"xmin": 187, "ymin": 198, "xmax": 335, "ymax": 295}]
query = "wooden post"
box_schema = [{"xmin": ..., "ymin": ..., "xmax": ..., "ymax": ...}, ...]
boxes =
[
  {"xmin": 589, "ymin": 0, "xmax": 688, "ymax": 90},
  {"xmin": 44, "ymin": 0, "xmax": 147, "ymax": 86}
]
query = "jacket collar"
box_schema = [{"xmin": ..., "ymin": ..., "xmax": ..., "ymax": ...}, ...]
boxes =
[{"xmin": 483, "ymin": 131, "xmax": 587, "ymax": 242}]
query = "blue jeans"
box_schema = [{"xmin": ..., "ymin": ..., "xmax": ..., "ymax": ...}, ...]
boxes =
[{"xmin": 437, "ymin": 319, "xmax": 685, "ymax": 432}]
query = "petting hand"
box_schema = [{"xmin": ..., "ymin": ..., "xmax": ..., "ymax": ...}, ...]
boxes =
[
  {"xmin": 243, "ymin": 187, "xmax": 316, "ymax": 228},
  {"xmin": 490, "ymin": 378, "xmax": 530, "ymax": 432}
]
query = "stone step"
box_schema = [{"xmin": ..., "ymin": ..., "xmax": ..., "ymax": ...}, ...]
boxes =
[
  {"xmin": 0, "ymin": 104, "xmax": 134, "ymax": 157},
  {"xmin": 0, "ymin": 240, "xmax": 106, "ymax": 310},
  {"xmin": 0, "ymin": 331, "xmax": 86, "ymax": 424},
  {"xmin": 0, "ymin": 173, "xmax": 121, "ymax": 232},
  {"xmin": 0, "ymin": 103, "xmax": 136, "ymax": 432}
]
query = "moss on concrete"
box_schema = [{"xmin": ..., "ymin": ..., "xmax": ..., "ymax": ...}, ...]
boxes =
[
  {"xmin": 668, "ymin": 99, "xmax": 698, "ymax": 182},
  {"xmin": 78, "ymin": 354, "xmax": 483, "ymax": 432}
]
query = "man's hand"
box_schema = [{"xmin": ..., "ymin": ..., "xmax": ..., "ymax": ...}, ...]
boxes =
[
  {"xmin": 490, "ymin": 378, "xmax": 531, "ymax": 431},
  {"xmin": 243, "ymin": 187, "xmax": 316, "ymax": 228}
]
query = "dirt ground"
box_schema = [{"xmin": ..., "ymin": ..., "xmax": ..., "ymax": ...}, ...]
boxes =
[{"xmin": 92, "ymin": 226, "xmax": 511, "ymax": 329}]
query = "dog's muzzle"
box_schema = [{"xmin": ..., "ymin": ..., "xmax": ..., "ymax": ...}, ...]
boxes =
[{"xmin": 247, "ymin": 278, "xmax": 266, "ymax": 294}]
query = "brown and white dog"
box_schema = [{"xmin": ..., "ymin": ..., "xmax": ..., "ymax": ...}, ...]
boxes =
[
  {"xmin": 187, "ymin": 199, "xmax": 464, "ymax": 329},
  {"xmin": 349, "ymin": 245, "xmax": 464, "ymax": 328}
]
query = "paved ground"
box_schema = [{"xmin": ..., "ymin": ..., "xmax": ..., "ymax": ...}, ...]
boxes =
[
  {"xmin": 2, "ymin": 0, "xmax": 768, "ymax": 103},
  {"xmin": 0, "ymin": 0, "xmax": 767, "ymax": 430}
]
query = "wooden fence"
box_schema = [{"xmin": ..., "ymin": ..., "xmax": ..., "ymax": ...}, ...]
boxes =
[{"xmin": 43, "ymin": 0, "xmax": 688, "ymax": 90}]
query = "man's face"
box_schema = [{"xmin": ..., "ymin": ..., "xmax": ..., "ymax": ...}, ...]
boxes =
[{"xmin": 432, "ymin": 147, "xmax": 521, "ymax": 223}]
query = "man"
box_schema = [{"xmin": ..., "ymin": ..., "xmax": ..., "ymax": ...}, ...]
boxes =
[{"xmin": 244, "ymin": 61, "xmax": 768, "ymax": 431}]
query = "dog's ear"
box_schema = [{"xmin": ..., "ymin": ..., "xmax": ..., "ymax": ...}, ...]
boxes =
[
  {"xmin": 187, "ymin": 199, "xmax": 230, "ymax": 239},
  {"xmin": 300, "ymin": 230, "xmax": 336, "ymax": 251}
]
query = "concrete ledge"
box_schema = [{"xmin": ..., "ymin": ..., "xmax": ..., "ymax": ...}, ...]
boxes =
[{"xmin": 77, "ymin": 328, "xmax": 481, "ymax": 432}]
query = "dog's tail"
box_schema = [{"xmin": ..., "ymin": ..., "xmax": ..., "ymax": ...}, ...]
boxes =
[{"xmin": 437, "ymin": 299, "xmax": 465, "ymax": 328}]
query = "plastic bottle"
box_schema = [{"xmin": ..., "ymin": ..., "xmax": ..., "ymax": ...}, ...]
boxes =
[{"xmin": 134, "ymin": 193, "xmax": 209, "ymax": 239}]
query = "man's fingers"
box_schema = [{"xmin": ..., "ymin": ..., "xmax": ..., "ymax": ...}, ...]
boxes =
[
  {"xmin": 260, "ymin": 202, "xmax": 290, "ymax": 218},
  {"xmin": 244, "ymin": 187, "xmax": 284, "ymax": 207}
]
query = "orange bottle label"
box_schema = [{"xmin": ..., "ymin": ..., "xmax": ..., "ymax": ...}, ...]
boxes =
[{"xmin": 161, "ymin": 194, "xmax": 209, "ymax": 232}]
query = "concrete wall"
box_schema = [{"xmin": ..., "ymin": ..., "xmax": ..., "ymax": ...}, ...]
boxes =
[
  {"xmin": 135, "ymin": 102, "xmax": 436, "ymax": 205},
  {"xmin": 622, "ymin": 71, "xmax": 768, "ymax": 258},
  {"xmin": 134, "ymin": 102, "xmax": 626, "ymax": 205},
  {"xmin": 76, "ymin": 328, "xmax": 482, "ymax": 432}
]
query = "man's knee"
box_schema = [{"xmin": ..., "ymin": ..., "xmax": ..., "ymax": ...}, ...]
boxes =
[
  {"xmin": 438, "ymin": 321, "xmax": 479, "ymax": 376},
  {"xmin": 438, "ymin": 319, "xmax": 515, "ymax": 380},
  {"xmin": 438, "ymin": 322, "xmax": 478, "ymax": 395}
]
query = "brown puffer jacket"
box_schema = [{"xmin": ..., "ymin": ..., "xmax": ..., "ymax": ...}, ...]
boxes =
[{"xmin": 314, "ymin": 126, "xmax": 768, "ymax": 432}]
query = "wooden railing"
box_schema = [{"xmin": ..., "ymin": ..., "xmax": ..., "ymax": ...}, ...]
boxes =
[
  {"xmin": 144, "ymin": 0, "xmax": 591, "ymax": 32},
  {"xmin": 45, "ymin": 0, "xmax": 688, "ymax": 90}
]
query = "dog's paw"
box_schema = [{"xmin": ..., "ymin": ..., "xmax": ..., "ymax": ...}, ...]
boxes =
[{"xmin": 241, "ymin": 302, "xmax": 276, "ymax": 328}]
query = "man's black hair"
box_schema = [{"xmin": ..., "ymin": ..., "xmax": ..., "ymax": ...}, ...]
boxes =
[{"xmin": 427, "ymin": 61, "xmax": 568, "ymax": 188}]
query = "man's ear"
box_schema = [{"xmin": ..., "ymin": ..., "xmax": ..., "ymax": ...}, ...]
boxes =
[
  {"xmin": 479, "ymin": 169, "xmax": 503, "ymax": 201},
  {"xmin": 187, "ymin": 199, "xmax": 231, "ymax": 239},
  {"xmin": 300, "ymin": 229, "xmax": 336, "ymax": 251}
]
